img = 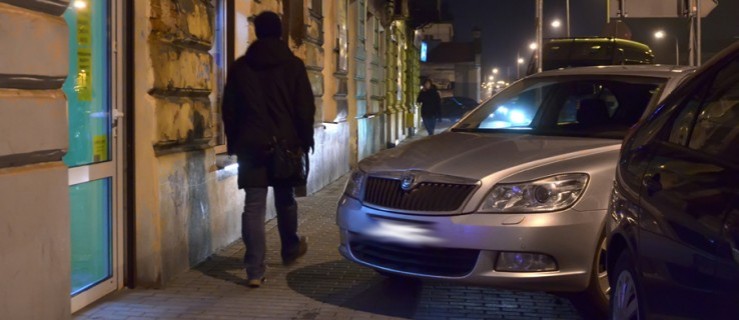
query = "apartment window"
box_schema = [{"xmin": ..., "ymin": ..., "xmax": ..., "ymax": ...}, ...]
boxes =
[
  {"xmin": 283, "ymin": 0, "xmax": 304, "ymax": 46},
  {"xmin": 212, "ymin": 0, "xmax": 228, "ymax": 148},
  {"xmin": 310, "ymin": 0, "xmax": 322, "ymax": 16}
]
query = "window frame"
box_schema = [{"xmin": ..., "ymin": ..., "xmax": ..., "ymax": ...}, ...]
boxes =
[
  {"xmin": 212, "ymin": 0, "xmax": 233, "ymax": 154},
  {"xmin": 684, "ymin": 57, "xmax": 739, "ymax": 161}
]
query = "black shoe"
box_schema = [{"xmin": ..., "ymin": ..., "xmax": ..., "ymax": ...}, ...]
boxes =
[{"xmin": 282, "ymin": 236, "xmax": 308, "ymax": 266}]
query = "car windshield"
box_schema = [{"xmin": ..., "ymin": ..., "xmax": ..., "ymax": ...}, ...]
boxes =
[{"xmin": 452, "ymin": 75, "xmax": 666, "ymax": 139}]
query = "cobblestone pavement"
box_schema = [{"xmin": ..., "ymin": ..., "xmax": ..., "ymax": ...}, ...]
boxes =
[{"xmin": 74, "ymin": 173, "xmax": 590, "ymax": 320}]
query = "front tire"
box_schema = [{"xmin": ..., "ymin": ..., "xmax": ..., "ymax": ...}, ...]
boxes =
[
  {"xmin": 580, "ymin": 231, "xmax": 610, "ymax": 316},
  {"xmin": 610, "ymin": 250, "xmax": 645, "ymax": 320}
]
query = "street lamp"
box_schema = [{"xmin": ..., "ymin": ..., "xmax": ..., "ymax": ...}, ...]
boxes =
[
  {"xmin": 492, "ymin": 68, "xmax": 499, "ymax": 75},
  {"xmin": 516, "ymin": 56, "xmax": 525, "ymax": 79},
  {"xmin": 529, "ymin": 42, "xmax": 538, "ymax": 50},
  {"xmin": 551, "ymin": 19, "xmax": 561, "ymax": 29},
  {"xmin": 654, "ymin": 30, "xmax": 679, "ymax": 65},
  {"xmin": 73, "ymin": 0, "xmax": 87, "ymax": 9}
]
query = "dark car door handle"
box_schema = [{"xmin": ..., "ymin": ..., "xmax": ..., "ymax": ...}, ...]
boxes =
[{"xmin": 643, "ymin": 173, "xmax": 662, "ymax": 196}]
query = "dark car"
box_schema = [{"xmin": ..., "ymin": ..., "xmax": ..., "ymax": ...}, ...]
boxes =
[
  {"xmin": 440, "ymin": 96, "xmax": 478, "ymax": 122},
  {"xmin": 527, "ymin": 37, "xmax": 655, "ymax": 75},
  {"xmin": 607, "ymin": 41, "xmax": 739, "ymax": 320}
]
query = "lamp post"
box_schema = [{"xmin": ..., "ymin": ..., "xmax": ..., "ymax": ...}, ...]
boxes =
[
  {"xmin": 655, "ymin": 30, "xmax": 679, "ymax": 65},
  {"xmin": 566, "ymin": 0, "xmax": 570, "ymax": 37},
  {"xmin": 535, "ymin": 0, "xmax": 543, "ymax": 73},
  {"xmin": 517, "ymin": 56, "xmax": 524, "ymax": 79}
]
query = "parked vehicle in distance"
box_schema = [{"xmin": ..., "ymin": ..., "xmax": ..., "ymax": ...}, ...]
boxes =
[
  {"xmin": 527, "ymin": 37, "xmax": 655, "ymax": 75},
  {"xmin": 440, "ymin": 96, "xmax": 478, "ymax": 122},
  {"xmin": 337, "ymin": 65, "xmax": 692, "ymax": 314},
  {"xmin": 607, "ymin": 41, "xmax": 739, "ymax": 320}
]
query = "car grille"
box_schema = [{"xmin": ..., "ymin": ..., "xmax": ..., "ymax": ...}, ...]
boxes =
[
  {"xmin": 349, "ymin": 238, "xmax": 479, "ymax": 277},
  {"xmin": 363, "ymin": 177, "xmax": 476, "ymax": 212}
]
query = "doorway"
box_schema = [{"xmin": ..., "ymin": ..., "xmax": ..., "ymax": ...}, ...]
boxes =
[{"xmin": 62, "ymin": 0, "xmax": 125, "ymax": 312}]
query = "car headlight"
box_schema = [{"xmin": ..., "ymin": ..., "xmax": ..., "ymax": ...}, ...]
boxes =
[
  {"xmin": 479, "ymin": 173, "xmax": 589, "ymax": 213},
  {"xmin": 343, "ymin": 169, "xmax": 367, "ymax": 200}
]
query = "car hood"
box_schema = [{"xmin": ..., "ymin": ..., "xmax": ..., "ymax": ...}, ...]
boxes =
[{"xmin": 359, "ymin": 131, "xmax": 621, "ymax": 180}]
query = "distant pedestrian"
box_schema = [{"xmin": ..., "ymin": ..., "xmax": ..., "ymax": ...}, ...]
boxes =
[
  {"xmin": 221, "ymin": 11, "xmax": 315, "ymax": 288},
  {"xmin": 417, "ymin": 79, "xmax": 442, "ymax": 135}
]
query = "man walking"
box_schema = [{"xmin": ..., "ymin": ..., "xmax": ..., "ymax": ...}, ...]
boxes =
[
  {"xmin": 416, "ymin": 79, "xmax": 441, "ymax": 135},
  {"xmin": 221, "ymin": 11, "xmax": 316, "ymax": 288}
]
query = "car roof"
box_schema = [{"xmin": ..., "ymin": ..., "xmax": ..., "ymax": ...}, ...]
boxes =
[
  {"xmin": 529, "ymin": 65, "xmax": 695, "ymax": 80},
  {"xmin": 546, "ymin": 37, "xmax": 652, "ymax": 50}
]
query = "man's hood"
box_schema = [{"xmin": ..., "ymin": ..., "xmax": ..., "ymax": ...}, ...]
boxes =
[
  {"xmin": 244, "ymin": 38, "xmax": 294, "ymax": 70},
  {"xmin": 358, "ymin": 131, "xmax": 621, "ymax": 180}
]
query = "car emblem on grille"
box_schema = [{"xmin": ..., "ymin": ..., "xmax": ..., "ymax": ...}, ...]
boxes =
[{"xmin": 401, "ymin": 174, "xmax": 415, "ymax": 191}]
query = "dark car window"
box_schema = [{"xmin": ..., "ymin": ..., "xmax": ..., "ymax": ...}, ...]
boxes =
[
  {"xmin": 630, "ymin": 72, "xmax": 710, "ymax": 152},
  {"xmin": 558, "ymin": 87, "xmax": 619, "ymax": 123},
  {"xmin": 687, "ymin": 58, "xmax": 739, "ymax": 162},
  {"xmin": 667, "ymin": 89, "xmax": 706, "ymax": 145},
  {"xmin": 453, "ymin": 75, "xmax": 665, "ymax": 139}
]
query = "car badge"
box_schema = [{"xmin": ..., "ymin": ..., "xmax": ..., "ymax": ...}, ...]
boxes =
[{"xmin": 401, "ymin": 174, "xmax": 415, "ymax": 191}]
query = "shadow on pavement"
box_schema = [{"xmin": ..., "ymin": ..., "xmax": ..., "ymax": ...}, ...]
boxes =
[
  {"xmin": 556, "ymin": 292, "xmax": 609, "ymax": 320},
  {"xmin": 286, "ymin": 260, "xmax": 422, "ymax": 319},
  {"xmin": 194, "ymin": 254, "xmax": 249, "ymax": 286},
  {"xmin": 286, "ymin": 260, "xmax": 588, "ymax": 319}
]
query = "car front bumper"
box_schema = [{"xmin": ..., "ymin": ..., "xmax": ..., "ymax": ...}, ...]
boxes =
[{"xmin": 336, "ymin": 195, "xmax": 606, "ymax": 293}]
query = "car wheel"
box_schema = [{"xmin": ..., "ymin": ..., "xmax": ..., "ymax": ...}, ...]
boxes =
[
  {"xmin": 610, "ymin": 250, "xmax": 645, "ymax": 320},
  {"xmin": 580, "ymin": 231, "xmax": 610, "ymax": 316}
]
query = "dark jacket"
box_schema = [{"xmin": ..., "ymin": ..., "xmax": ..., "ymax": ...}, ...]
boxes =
[
  {"xmin": 417, "ymin": 86, "xmax": 441, "ymax": 118},
  {"xmin": 222, "ymin": 38, "xmax": 316, "ymax": 189}
]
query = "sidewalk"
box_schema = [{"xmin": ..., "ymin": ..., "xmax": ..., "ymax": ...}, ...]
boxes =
[{"xmin": 74, "ymin": 171, "xmax": 582, "ymax": 320}]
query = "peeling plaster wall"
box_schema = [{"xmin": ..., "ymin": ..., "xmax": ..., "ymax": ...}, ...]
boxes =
[
  {"xmin": 247, "ymin": 0, "xmax": 350, "ymax": 195},
  {"xmin": 302, "ymin": 0, "xmax": 351, "ymax": 192},
  {"xmin": 133, "ymin": 0, "xmax": 410, "ymax": 289},
  {"xmin": 351, "ymin": 0, "xmax": 385, "ymax": 163},
  {"xmin": 0, "ymin": 1, "xmax": 72, "ymax": 318},
  {"xmin": 134, "ymin": 0, "xmax": 245, "ymax": 287}
]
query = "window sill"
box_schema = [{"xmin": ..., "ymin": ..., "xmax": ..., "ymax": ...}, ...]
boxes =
[
  {"xmin": 214, "ymin": 145, "xmax": 228, "ymax": 155},
  {"xmin": 216, "ymin": 153, "xmax": 238, "ymax": 180}
]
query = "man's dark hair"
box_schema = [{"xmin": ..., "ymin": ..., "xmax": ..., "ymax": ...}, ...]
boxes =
[{"xmin": 254, "ymin": 11, "xmax": 282, "ymax": 39}]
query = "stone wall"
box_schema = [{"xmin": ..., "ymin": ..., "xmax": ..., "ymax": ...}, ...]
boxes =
[
  {"xmin": 0, "ymin": 0, "xmax": 72, "ymax": 318},
  {"xmin": 134, "ymin": 0, "xmax": 245, "ymax": 287},
  {"xmin": 134, "ymin": 0, "xmax": 357, "ymax": 288}
]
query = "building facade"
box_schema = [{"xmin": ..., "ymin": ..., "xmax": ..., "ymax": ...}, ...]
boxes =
[
  {"xmin": 0, "ymin": 0, "xmax": 421, "ymax": 317},
  {"xmin": 419, "ymin": 23, "xmax": 482, "ymax": 101}
]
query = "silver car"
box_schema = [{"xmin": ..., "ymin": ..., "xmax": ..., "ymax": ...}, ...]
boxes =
[{"xmin": 336, "ymin": 65, "xmax": 692, "ymax": 309}]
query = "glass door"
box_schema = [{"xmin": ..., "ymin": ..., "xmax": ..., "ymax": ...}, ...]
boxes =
[{"xmin": 63, "ymin": 0, "xmax": 124, "ymax": 312}]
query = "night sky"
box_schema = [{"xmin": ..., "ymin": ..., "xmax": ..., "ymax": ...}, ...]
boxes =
[{"xmin": 447, "ymin": 0, "xmax": 739, "ymax": 81}]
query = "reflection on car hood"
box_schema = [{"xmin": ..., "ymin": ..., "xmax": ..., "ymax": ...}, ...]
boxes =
[{"xmin": 359, "ymin": 132, "xmax": 621, "ymax": 180}]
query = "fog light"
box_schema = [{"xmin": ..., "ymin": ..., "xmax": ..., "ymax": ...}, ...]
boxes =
[{"xmin": 495, "ymin": 252, "xmax": 558, "ymax": 272}]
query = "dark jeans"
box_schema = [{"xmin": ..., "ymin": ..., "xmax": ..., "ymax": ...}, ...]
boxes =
[
  {"xmin": 422, "ymin": 116, "xmax": 437, "ymax": 135},
  {"xmin": 242, "ymin": 186, "xmax": 300, "ymax": 280}
]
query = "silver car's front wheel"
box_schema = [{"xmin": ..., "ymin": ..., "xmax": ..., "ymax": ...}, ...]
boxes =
[
  {"xmin": 595, "ymin": 236, "xmax": 610, "ymax": 296},
  {"xmin": 611, "ymin": 252, "xmax": 642, "ymax": 320}
]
